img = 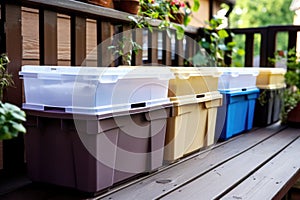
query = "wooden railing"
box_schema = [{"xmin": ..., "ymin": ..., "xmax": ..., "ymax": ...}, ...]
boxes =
[{"xmin": 231, "ymin": 25, "xmax": 300, "ymax": 67}]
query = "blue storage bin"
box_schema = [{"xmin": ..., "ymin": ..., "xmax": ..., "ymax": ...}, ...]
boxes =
[{"xmin": 215, "ymin": 88, "xmax": 260, "ymax": 141}]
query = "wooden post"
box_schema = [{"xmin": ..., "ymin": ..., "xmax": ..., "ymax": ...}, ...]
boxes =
[
  {"xmin": 2, "ymin": 3, "xmax": 25, "ymax": 174},
  {"xmin": 39, "ymin": 9, "xmax": 58, "ymax": 65},
  {"xmin": 71, "ymin": 16, "xmax": 86, "ymax": 66}
]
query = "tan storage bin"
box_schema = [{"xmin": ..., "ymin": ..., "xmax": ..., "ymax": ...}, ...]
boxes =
[
  {"xmin": 164, "ymin": 92, "xmax": 222, "ymax": 162},
  {"xmin": 256, "ymin": 68, "xmax": 286, "ymax": 89}
]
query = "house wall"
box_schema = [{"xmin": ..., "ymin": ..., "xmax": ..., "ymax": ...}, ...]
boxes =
[{"xmin": 188, "ymin": 0, "xmax": 210, "ymax": 27}]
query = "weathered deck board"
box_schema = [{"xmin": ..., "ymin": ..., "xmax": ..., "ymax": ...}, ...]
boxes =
[
  {"xmin": 99, "ymin": 123, "xmax": 285, "ymax": 200},
  {"xmin": 221, "ymin": 131, "xmax": 300, "ymax": 200},
  {"xmin": 160, "ymin": 127, "xmax": 299, "ymax": 200}
]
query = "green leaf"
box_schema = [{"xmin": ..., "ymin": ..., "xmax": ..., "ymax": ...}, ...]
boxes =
[
  {"xmin": 192, "ymin": 0, "xmax": 200, "ymax": 12},
  {"xmin": 236, "ymin": 48, "xmax": 245, "ymax": 56},
  {"xmin": 11, "ymin": 121, "xmax": 26, "ymax": 133},
  {"xmin": 192, "ymin": 52, "xmax": 209, "ymax": 66},
  {"xmin": 174, "ymin": 25, "xmax": 185, "ymax": 40},
  {"xmin": 200, "ymin": 41, "xmax": 210, "ymax": 49},
  {"xmin": 10, "ymin": 111, "xmax": 26, "ymax": 122},
  {"xmin": 218, "ymin": 29, "xmax": 229, "ymax": 39}
]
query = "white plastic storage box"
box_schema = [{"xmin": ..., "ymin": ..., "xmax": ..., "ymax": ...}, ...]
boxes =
[
  {"xmin": 19, "ymin": 66, "xmax": 174, "ymax": 114},
  {"xmin": 217, "ymin": 67, "xmax": 259, "ymax": 91}
]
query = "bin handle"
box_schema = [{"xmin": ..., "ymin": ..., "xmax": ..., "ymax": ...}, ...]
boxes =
[
  {"xmin": 196, "ymin": 94, "xmax": 205, "ymax": 98},
  {"xmin": 131, "ymin": 102, "xmax": 146, "ymax": 109}
]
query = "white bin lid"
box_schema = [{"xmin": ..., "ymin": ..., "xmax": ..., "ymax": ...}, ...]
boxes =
[
  {"xmin": 19, "ymin": 66, "xmax": 174, "ymax": 82},
  {"xmin": 217, "ymin": 67, "xmax": 259, "ymax": 77}
]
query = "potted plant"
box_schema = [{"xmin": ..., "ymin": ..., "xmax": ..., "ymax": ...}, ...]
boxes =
[
  {"xmin": 0, "ymin": 54, "xmax": 26, "ymax": 140},
  {"xmin": 108, "ymin": 0, "xmax": 199, "ymax": 66},
  {"xmin": 274, "ymin": 49, "xmax": 300, "ymax": 125},
  {"xmin": 114, "ymin": 0, "xmax": 140, "ymax": 14},
  {"xmin": 79, "ymin": 0, "xmax": 114, "ymax": 9}
]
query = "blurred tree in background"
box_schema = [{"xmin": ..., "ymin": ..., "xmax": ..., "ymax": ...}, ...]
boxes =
[{"xmin": 229, "ymin": 0, "xmax": 295, "ymax": 65}]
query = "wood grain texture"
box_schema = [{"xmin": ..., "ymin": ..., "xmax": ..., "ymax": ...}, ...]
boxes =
[
  {"xmin": 162, "ymin": 31, "xmax": 172, "ymax": 66},
  {"xmin": 148, "ymin": 30, "xmax": 158, "ymax": 64},
  {"xmin": 99, "ymin": 123, "xmax": 285, "ymax": 200},
  {"xmin": 22, "ymin": 8, "xmax": 97, "ymax": 66},
  {"xmin": 221, "ymin": 129, "xmax": 300, "ymax": 200},
  {"xmin": 39, "ymin": 9, "xmax": 58, "ymax": 65},
  {"xmin": 161, "ymin": 128, "xmax": 300, "ymax": 200}
]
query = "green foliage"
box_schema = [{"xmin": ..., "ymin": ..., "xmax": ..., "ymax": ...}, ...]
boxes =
[
  {"xmin": 0, "ymin": 102, "xmax": 26, "ymax": 140},
  {"xmin": 130, "ymin": 0, "xmax": 200, "ymax": 40},
  {"xmin": 230, "ymin": 0, "xmax": 294, "ymax": 28},
  {"xmin": 0, "ymin": 54, "xmax": 14, "ymax": 100},
  {"xmin": 269, "ymin": 48, "xmax": 300, "ymax": 123},
  {"xmin": 108, "ymin": 36, "xmax": 142, "ymax": 66},
  {"xmin": 0, "ymin": 54, "xmax": 26, "ymax": 139},
  {"xmin": 194, "ymin": 15, "xmax": 245, "ymax": 67}
]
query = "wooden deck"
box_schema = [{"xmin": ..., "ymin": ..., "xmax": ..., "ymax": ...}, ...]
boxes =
[{"xmin": 1, "ymin": 123, "xmax": 300, "ymax": 200}]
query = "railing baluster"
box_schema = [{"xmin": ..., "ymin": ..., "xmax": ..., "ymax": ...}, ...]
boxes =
[
  {"xmin": 97, "ymin": 21, "xmax": 113, "ymax": 67},
  {"xmin": 71, "ymin": 16, "xmax": 86, "ymax": 66},
  {"xmin": 266, "ymin": 28, "xmax": 276, "ymax": 67},
  {"xmin": 162, "ymin": 31, "xmax": 172, "ymax": 66},
  {"xmin": 288, "ymin": 30, "xmax": 297, "ymax": 51},
  {"xmin": 39, "ymin": 9, "xmax": 58, "ymax": 65},
  {"xmin": 148, "ymin": 30, "xmax": 158, "ymax": 65},
  {"xmin": 175, "ymin": 37, "xmax": 184, "ymax": 66},
  {"xmin": 245, "ymin": 33, "xmax": 254, "ymax": 67},
  {"xmin": 185, "ymin": 35, "xmax": 194, "ymax": 66},
  {"xmin": 260, "ymin": 29, "xmax": 269, "ymax": 67},
  {"xmin": 133, "ymin": 28, "xmax": 143, "ymax": 66}
]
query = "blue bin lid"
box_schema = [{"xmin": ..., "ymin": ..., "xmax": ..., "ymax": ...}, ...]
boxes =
[{"xmin": 219, "ymin": 87, "xmax": 260, "ymax": 96}]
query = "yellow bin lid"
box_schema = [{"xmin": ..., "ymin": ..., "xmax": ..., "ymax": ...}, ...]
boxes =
[{"xmin": 169, "ymin": 67, "xmax": 222, "ymax": 78}]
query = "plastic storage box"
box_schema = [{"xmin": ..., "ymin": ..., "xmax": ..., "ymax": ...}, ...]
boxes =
[
  {"xmin": 256, "ymin": 68, "xmax": 286, "ymax": 88},
  {"xmin": 216, "ymin": 88, "xmax": 260, "ymax": 140},
  {"xmin": 168, "ymin": 67, "xmax": 222, "ymax": 97},
  {"xmin": 164, "ymin": 91, "xmax": 222, "ymax": 162},
  {"xmin": 254, "ymin": 68, "xmax": 286, "ymax": 126},
  {"xmin": 19, "ymin": 66, "xmax": 173, "ymax": 114},
  {"xmin": 24, "ymin": 103, "xmax": 171, "ymax": 194},
  {"xmin": 217, "ymin": 67, "xmax": 259, "ymax": 91},
  {"xmin": 254, "ymin": 87, "xmax": 285, "ymax": 126}
]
